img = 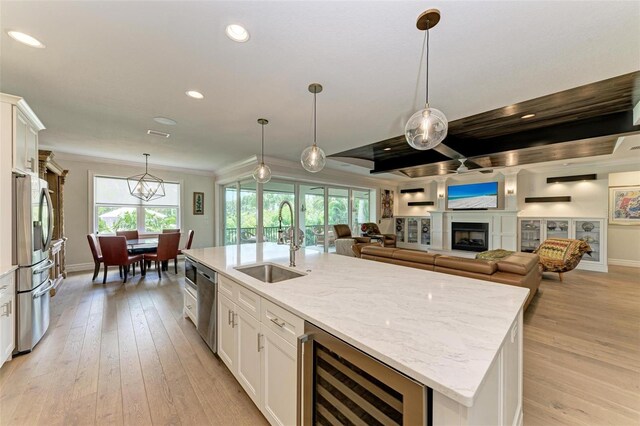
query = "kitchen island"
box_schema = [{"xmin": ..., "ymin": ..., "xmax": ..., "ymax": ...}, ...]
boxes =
[{"xmin": 184, "ymin": 243, "xmax": 528, "ymax": 425}]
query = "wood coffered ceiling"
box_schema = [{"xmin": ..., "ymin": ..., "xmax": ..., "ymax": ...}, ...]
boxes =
[{"xmin": 329, "ymin": 72, "xmax": 640, "ymax": 178}]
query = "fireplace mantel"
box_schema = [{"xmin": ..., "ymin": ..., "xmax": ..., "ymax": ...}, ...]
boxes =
[{"xmin": 428, "ymin": 210, "xmax": 519, "ymax": 251}]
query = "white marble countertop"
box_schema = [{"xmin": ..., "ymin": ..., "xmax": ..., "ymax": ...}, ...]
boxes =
[{"xmin": 184, "ymin": 243, "xmax": 528, "ymax": 407}]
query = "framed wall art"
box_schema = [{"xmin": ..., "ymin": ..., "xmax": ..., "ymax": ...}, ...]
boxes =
[
  {"xmin": 193, "ymin": 192, "xmax": 205, "ymax": 215},
  {"xmin": 381, "ymin": 189, "xmax": 394, "ymax": 219},
  {"xmin": 609, "ymin": 185, "xmax": 640, "ymax": 225}
]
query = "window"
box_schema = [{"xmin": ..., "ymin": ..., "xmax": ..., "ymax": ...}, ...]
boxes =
[
  {"xmin": 94, "ymin": 176, "xmax": 180, "ymax": 234},
  {"xmin": 352, "ymin": 189, "xmax": 370, "ymax": 234}
]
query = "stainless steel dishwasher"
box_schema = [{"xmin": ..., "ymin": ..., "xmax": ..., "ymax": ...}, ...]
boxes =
[{"xmin": 196, "ymin": 263, "xmax": 217, "ymax": 353}]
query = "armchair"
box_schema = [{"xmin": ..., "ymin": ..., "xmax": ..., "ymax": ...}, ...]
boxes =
[
  {"xmin": 361, "ymin": 222, "xmax": 397, "ymax": 248},
  {"xmin": 333, "ymin": 224, "xmax": 371, "ymax": 257}
]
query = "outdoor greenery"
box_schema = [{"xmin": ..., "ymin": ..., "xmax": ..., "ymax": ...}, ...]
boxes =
[
  {"xmin": 97, "ymin": 206, "xmax": 178, "ymax": 233},
  {"xmin": 224, "ymin": 186, "xmax": 370, "ymax": 245}
]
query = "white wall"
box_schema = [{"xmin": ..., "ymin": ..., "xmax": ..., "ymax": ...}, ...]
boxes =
[
  {"xmin": 608, "ymin": 171, "xmax": 640, "ymax": 266},
  {"xmin": 392, "ymin": 162, "xmax": 640, "ymax": 266},
  {"xmin": 56, "ymin": 154, "xmax": 215, "ymax": 268},
  {"xmin": 517, "ymin": 170, "xmax": 608, "ymax": 217}
]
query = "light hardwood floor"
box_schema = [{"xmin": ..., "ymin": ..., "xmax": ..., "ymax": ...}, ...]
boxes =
[{"xmin": 0, "ymin": 263, "xmax": 638, "ymax": 425}]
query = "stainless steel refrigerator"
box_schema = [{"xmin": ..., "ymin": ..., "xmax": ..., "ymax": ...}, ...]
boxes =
[{"xmin": 13, "ymin": 173, "xmax": 54, "ymax": 354}]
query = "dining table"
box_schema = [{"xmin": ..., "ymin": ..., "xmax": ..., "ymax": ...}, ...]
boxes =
[{"xmin": 126, "ymin": 237, "xmax": 158, "ymax": 254}]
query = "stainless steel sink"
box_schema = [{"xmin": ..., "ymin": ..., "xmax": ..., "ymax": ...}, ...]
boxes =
[{"xmin": 235, "ymin": 263, "xmax": 306, "ymax": 283}]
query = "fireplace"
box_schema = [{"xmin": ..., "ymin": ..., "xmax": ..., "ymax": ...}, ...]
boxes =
[{"xmin": 451, "ymin": 222, "xmax": 489, "ymax": 252}]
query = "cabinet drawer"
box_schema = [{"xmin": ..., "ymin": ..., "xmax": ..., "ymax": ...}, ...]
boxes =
[
  {"xmin": 184, "ymin": 287, "xmax": 197, "ymax": 324},
  {"xmin": 261, "ymin": 299, "xmax": 304, "ymax": 346},
  {"xmin": 218, "ymin": 275, "xmax": 237, "ymax": 301},
  {"xmin": 237, "ymin": 285, "xmax": 260, "ymax": 320}
]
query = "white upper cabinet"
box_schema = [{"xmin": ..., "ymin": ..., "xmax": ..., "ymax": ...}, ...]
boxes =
[{"xmin": 1, "ymin": 94, "xmax": 45, "ymax": 176}]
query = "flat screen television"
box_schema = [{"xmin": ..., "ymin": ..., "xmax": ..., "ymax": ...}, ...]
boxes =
[{"xmin": 447, "ymin": 181, "xmax": 498, "ymax": 210}]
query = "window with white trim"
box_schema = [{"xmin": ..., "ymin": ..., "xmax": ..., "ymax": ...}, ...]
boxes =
[{"xmin": 94, "ymin": 176, "xmax": 180, "ymax": 234}]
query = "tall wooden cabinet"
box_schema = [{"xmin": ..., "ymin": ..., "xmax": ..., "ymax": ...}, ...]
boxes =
[{"xmin": 38, "ymin": 150, "xmax": 69, "ymax": 295}]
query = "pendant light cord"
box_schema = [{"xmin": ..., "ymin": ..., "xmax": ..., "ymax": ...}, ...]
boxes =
[
  {"xmin": 313, "ymin": 92, "xmax": 317, "ymax": 146},
  {"xmin": 261, "ymin": 123, "xmax": 265, "ymax": 163},
  {"xmin": 425, "ymin": 20, "xmax": 430, "ymax": 105}
]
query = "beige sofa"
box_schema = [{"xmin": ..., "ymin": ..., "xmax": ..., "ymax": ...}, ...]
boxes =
[{"xmin": 357, "ymin": 245, "xmax": 541, "ymax": 310}]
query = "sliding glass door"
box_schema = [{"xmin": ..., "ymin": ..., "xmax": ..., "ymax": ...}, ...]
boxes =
[
  {"xmin": 263, "ymin": 181, "xmax": 295, "ymax": 243},
  {"xmin": 223, "ymin": 183, "xmax": 238, "ymax": 245},
  {"xmin": 221, "ymin": 179, "xmax": 373, "ymax": 252},
  {"xmin": 300, "ymin": 185, "xmax": 325, "ymax": 252},
  {"xmin": 352, "ymin": 189, "xmax": 370, "ymax": 236},
  {"xmin": 328, "ymin": 188, "xmax": 349, "ymax": 252}
]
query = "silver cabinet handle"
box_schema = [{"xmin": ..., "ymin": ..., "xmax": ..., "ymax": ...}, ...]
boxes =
[
  {"xmin": 233, "ymin": 312, "xmax": 238, "ymax": 328},
  {"xmin": 270, "ymin": 317, "xmax": 285, "ymax": 328},
  {"xmin": 228, "ymin": 309, "xmax": 232, "ymax": 325},
  {"xmin": 257, "ymin": 333, "xmax": 263, "ymax": 352},
  {"xmin": 297, "ymin": 333, "xmax": 311, "ymax": 426}
]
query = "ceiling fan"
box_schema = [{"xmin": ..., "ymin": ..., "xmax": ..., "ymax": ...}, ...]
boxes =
[{"xmin": 445, "ymin": 158, "xmax": 501, "ymax": 175}]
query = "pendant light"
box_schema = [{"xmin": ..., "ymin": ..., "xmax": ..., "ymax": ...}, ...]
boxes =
[
  {"xmin": 301, "ymin": 83, "xmax": 326, "ymax": 173},
  {"xmin": 405, "ymin": 9, "xmax": 448, "ymax": 150},
  {"xmin": 127, "ymin": 153, "xmax": 165, "ymax": 201},
  {"xmin": 253, "ymin": 118, "xmax": 272, "ymax": 183}
]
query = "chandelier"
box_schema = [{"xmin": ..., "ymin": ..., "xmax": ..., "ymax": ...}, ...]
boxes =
[{"xmin": 127, "ymin": 153, "xmax": 165, "ymax": 201}]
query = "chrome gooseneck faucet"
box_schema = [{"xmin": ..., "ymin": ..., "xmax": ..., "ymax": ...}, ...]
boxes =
[{"xmin": 277, "ymin": 200, "xmax": 300, "ymax": 267}]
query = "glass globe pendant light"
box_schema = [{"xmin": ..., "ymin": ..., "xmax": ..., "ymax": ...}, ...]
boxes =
[
  {"xmin": 252, "ymin": 118, "xmax": 272, "ymax": 183},
  {"xmin": 405, "ymin": 9, "xmax": 448, "ymax": 151},
  {"xmin": 301, "ymin": 83, "xmax": 326, "ymax": 173}
]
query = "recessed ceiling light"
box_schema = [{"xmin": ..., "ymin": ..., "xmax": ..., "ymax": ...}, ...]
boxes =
[
  {"xmin": 383, "ymin": 147, "xmax": 392, "ymax": 151},
  {"xmin": 7, "ymin": 31, "xmax": 45, "ymax": 48},
  {"xmin": 521, "ymin": 113, "xmax": 536, "ymax": 119},
  {"xmin": 147, "ymin": 129, "xmax": 170, "ymax": 138},
  {"xmin": 225, "ymin": 24, "xmax": 250, "ymax": 42},
  {"xmin": 186, "ymin": 90, "xmax": 204, "ymax": 99},
  {"xmin": 153, "ymin": 117, "xmax": 177, "ymax": 126}
]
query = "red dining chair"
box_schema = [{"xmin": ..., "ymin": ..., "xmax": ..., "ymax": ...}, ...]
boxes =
[
  {"xmin": 178, "ymin": 230, "xmax": 194, "ymax": 255},
  {"xmin": 143, "ymin": 233, "xmax": 181, "ymax": 277},
  {"xmin": 87, "ymin": 233, "xmax": 104, "ymax": 280},
  {"xmin": 162, "ymin": 229, "xmax": 180, "ymax": 233},
  {"xmin": 116, "ymin": 230, "xmax": 139, "ymax": 240},
  {"xmin": 98, "ymin": 236, "xmax": 145, "ymax": 284}
]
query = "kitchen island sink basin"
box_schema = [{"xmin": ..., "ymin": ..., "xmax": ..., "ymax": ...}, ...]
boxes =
[{"xmin": 235, "ymin": 263, "xmax": 305, "ymax": 283}]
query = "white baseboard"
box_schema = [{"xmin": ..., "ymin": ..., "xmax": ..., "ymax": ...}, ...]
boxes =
[
  {"xmin": 66, "ymin": 263, "xmax": 95, "ymax": 272},
  {"xmin": 608, "ymin": 258, "xmax": 640, "ymax": 268}
]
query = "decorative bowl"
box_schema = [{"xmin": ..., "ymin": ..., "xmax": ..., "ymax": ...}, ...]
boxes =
[
  {"xmin": 581, "ymin": 222, "xmax": 595, "ymax": 232},
  {"xmin": 547, "ymin": 221, "xmax": 557, "ymax": 230},
  {"xmin": 559, "ymin": 223, "xmax": 568, "ymax": 231}
]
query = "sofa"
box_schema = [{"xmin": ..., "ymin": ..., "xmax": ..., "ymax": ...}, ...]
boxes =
[{"xmin": 357, "ymin": 245, "xmax": 541, "ymax": 310}]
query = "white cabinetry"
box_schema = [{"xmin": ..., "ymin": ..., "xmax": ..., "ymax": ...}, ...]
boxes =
[
  {"xmin": 236, "ymin": 306, "xmax": 262, "ymax": 406},
  {"xmin": 395, "ymin": 216, "xmax": 431, "ymax": 250},
  {"xmin": 518, "ymin": 217, "xmax": 607, "ymax": 272},
  {"xmin": 0, "ymin": 272, "xmax": 16, "ymax": 367},
  {"xmin": 1, "ymin": 94, "xmax": 45, "ymax": 176},
  {"xmin": 218, "ymin": 293, "xmax": 237, "ymax": 372},
  {"xmin": 217, "ymin": 275, "xmax": 302, "ymax": 425},
  {"xmin": 433, "ymin": 310, "xmax": 523, "ymax": 426},
  {"xmin": 183, "ymin": 286, "xmax": 197, "ymax": 324}
]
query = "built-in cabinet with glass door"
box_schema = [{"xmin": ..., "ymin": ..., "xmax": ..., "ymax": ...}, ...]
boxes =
[
  {"xmin": 395, "ymin": 216, "xmax": 431, "ymax": 250},
  {"xmin": 518, "ymin": 217, "xmax": 607, "ymax": 272}
]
